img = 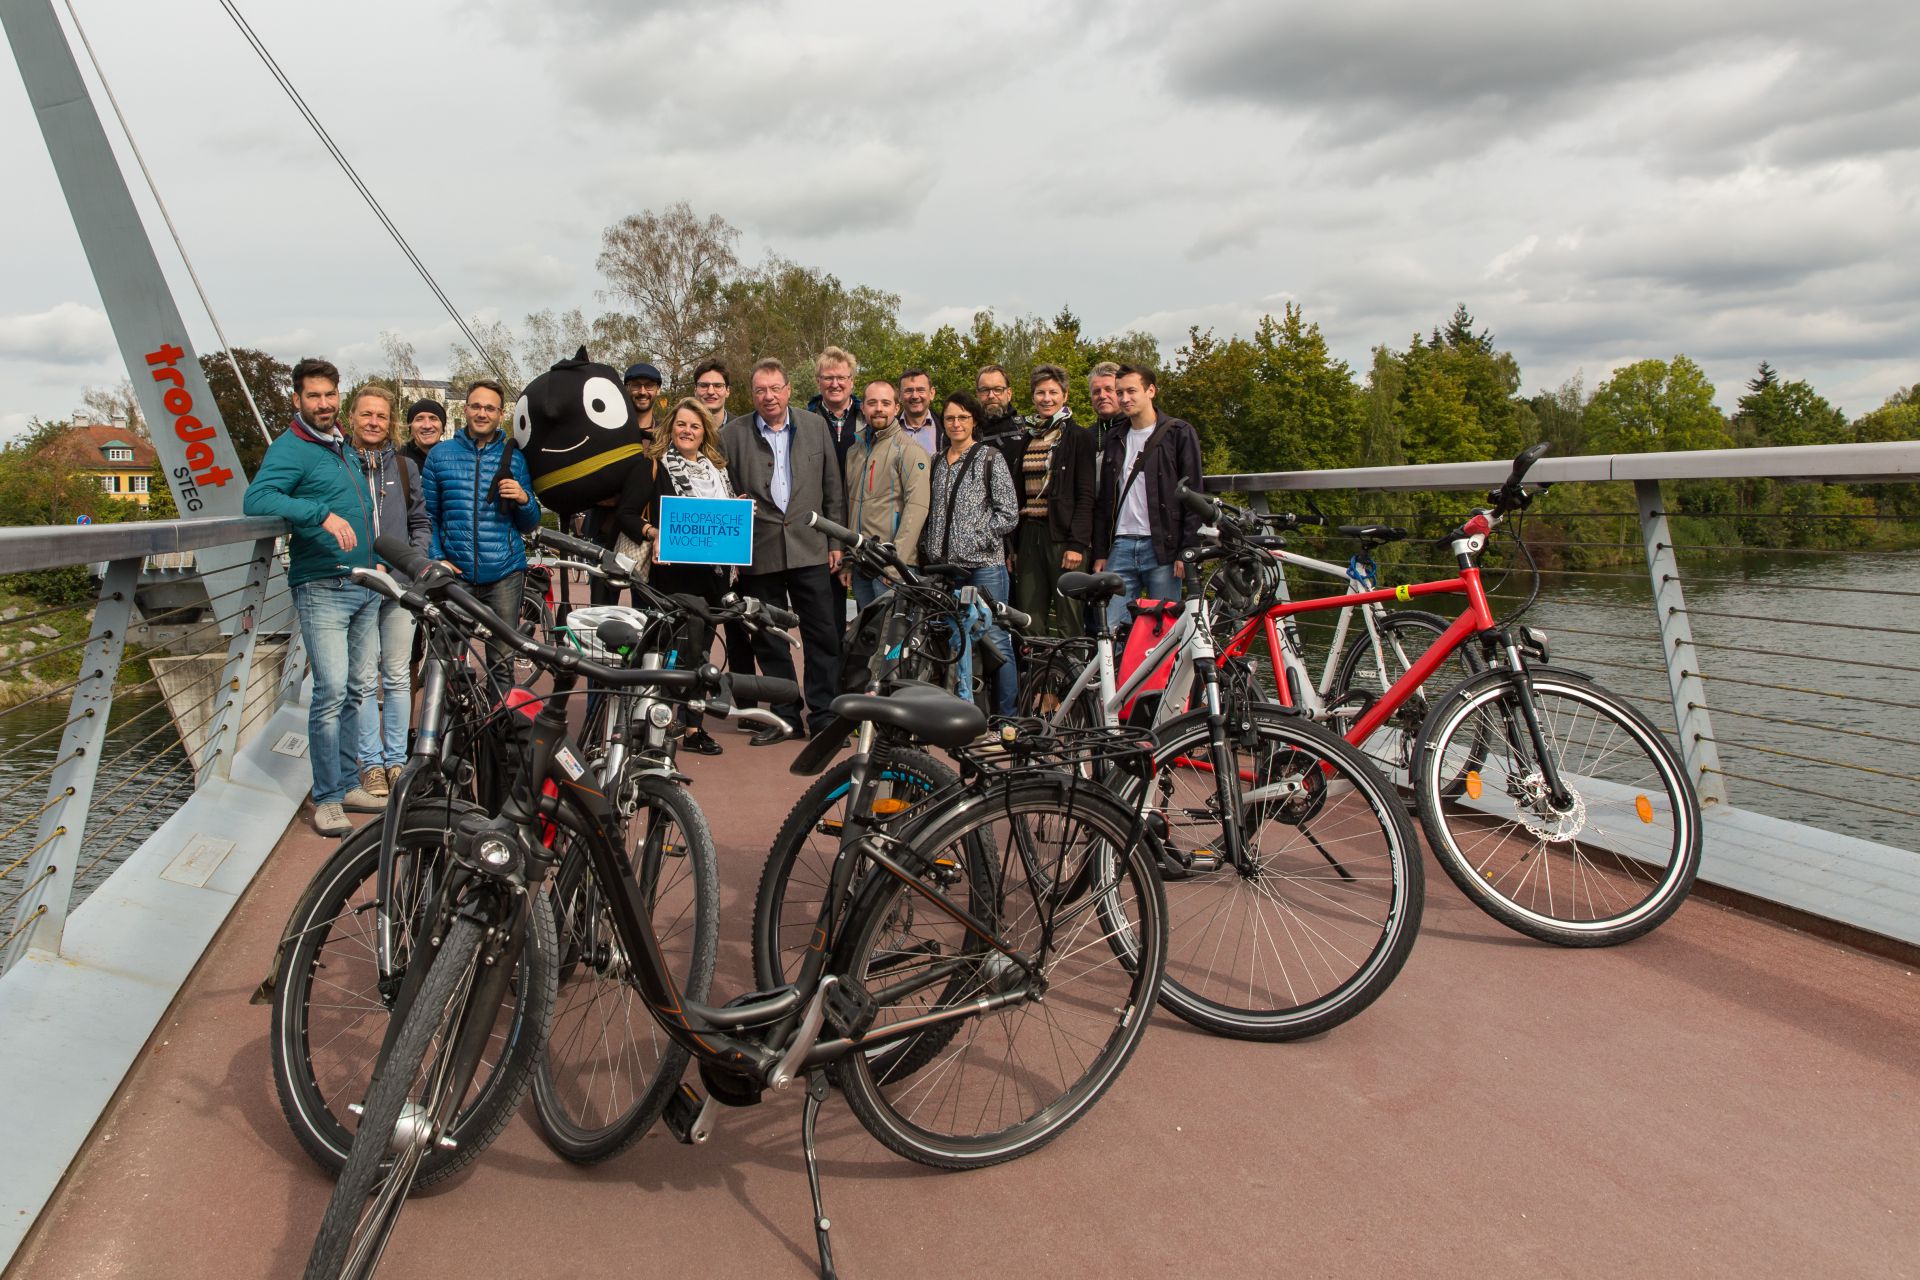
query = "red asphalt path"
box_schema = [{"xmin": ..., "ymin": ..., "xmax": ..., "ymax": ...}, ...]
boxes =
[{"xmin": 12, "ymin": 734, "xmax": 1919, "ymax": 1279}]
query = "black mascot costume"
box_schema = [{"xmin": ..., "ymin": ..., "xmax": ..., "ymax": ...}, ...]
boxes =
[{"xmin": 511, "ymin": 346, "xmax": 651, "ymax": 517}]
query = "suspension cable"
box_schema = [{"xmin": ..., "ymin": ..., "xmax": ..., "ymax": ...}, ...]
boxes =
[{"xmin": 213, "ymin": 0, "xmax": 507, "ymax": 382}]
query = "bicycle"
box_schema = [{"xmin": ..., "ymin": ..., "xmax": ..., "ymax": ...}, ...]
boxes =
[
  {"xmin": 302, "ymin": 534, "xmax": 1167, "ymax": 1280},
  {"xmin": 1189, "ymin": 444, "xmax": 1703, "ymax": 946},
  {"xmin": 1014, "ymin": 569, "xmax": 1422, "ymax": 1041}
]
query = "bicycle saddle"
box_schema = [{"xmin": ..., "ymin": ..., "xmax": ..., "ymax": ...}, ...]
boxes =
[
  {"xmin": 1056, "ymin": 571, "xmax": 1126, "ymax": 600},
  {"xmin": 828, "ymin": 689, "xmax": 987, "ymax": 748},
  {"xmin": 1338, "ymin": 524, "xmax": 1408, "ymax": 545}
]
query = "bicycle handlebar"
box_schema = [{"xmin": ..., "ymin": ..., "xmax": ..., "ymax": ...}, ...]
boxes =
[{"xmin": 527, "ymin": 527, "xmax": 640, "ymax": 582}]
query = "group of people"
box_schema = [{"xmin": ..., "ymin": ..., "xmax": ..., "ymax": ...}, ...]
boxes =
[{"xmin": 243, "ymin": 346, "xmax": 1205, "ymax": 838}]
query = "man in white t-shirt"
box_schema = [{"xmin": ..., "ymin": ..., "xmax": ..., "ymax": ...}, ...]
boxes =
[{"xmin": 1091, "ymin": 364, "xmax": 1204, "ymax": 631}]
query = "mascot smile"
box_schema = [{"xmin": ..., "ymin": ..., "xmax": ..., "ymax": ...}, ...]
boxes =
[{"xmin": 511, "ymin": 346, "xmax": 651, "ymax": 516}]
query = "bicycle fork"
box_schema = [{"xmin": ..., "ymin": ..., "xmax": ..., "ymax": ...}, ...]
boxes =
[{"xmin": 1491, "ymin": 638, "xmax": 1576, "ymax": 812}]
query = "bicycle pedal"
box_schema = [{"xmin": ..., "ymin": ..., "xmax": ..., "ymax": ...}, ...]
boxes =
[
  {"xmin": 1186, "ymin": 849, "xmax": 1222, "ymax": 873},
  {"xmin": 823, "ymin": 976, "xmax": 875, "ymax": 1039},
  {"xmin": 663, "ymin": 1081, "xmax": 717, "ymax": 1145}
]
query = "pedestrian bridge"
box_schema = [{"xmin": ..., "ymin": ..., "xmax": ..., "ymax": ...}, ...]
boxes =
[{"xmin": 3, "ymin": 442, "xmax": 1917, "ymax": 1277}]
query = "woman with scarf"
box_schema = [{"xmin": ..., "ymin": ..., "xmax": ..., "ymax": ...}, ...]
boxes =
[
  {"xmin": 920, "ymin": 390, "xmax": 1022, "ymax": 715},
  {"xmin": 617, "ymin": 398, "xmax": 736, "ymax": 756},
  {"xmin": 1010, "ymin": 363, "xmax": 1096, "ymax": 635}
]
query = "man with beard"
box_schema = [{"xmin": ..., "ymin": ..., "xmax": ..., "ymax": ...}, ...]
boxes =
[
  {"xmin": 623, "ymin": 361, "xmax": 663, "ymax": 441},
  {"xmin": 243, "ymin": 357, "xmax": 388, "ymax": 836},
  {"xmin": 897, "ymin": 367, "xmax": 940, "ymax": 457},
  {"xmin": 974, "ymin": 362, "xmax": 1029, "ymax": 478},
  {"xmin": 840, "ymin": 377, "xmax": 929, "ymax": 609}
]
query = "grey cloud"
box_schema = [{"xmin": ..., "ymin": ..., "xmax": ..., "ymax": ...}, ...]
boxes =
[{"xmin": 0, "ymin": 303, "xmax": 114, "ymax": 364}]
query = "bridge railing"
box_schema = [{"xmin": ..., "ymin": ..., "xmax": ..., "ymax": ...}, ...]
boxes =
[
  {"xmin": 0, "ymin": 516, "xmax": 300, "ymax": 976},
  {"xmin": 1204, "ymin": 440, "xmax": 1920, "ymax": 947}
]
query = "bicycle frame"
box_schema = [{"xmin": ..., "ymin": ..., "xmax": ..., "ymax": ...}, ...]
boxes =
[{"xmin": 1049, "ymin": 598, "xmax": 1210, "ymax": 731}]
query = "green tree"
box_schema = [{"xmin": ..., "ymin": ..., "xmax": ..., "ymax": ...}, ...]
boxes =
[
  {"xmin": 1585, "ymin": 356, "xmax": 1729, "ymax": 454},
  {"xmin": 1733, "ymin": 362, "xmax": 1849, "ymax": 449},
  {"xmin": 716, "ymin": 257, "xmax": 904, "ymax": 403},
  {"xmin": 199, "ymin": 348, "xmax": 290, "ymax": 476}
]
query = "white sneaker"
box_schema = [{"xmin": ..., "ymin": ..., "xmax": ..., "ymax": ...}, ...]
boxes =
[
  {"xmin": 343, "ymin": 786, "xmax": 388, "ymax": 813},
  {"xmin": 312, "ymin": 801, "xmax": 351, "ymax": 837}
]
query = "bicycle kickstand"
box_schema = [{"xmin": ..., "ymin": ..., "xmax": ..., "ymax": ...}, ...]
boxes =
[{"xmin": 801, "ymin": 1070, "xmax": 838, "ymax": 1280}]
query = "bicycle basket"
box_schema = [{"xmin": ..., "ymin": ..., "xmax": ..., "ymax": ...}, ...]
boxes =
[{"xmin": 558, "ymin": 603, "xmax": 660, "ymax": 663}]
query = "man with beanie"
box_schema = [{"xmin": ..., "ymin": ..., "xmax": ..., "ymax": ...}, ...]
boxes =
[{"xmin": 401, "ymin": 398, "xmax": 446, "ymax": 474}]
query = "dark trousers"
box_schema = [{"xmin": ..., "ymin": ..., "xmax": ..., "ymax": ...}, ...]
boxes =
[
  {"xmin": 476, "ymin": 570, "xmax": 527, "ymax": 689},
  {"xmin": 582, "ymin": 506, "xmax": 622, "ymax": 606},
  {"xmin": 653, "ymin": 562, "xmax": 727, "ymax": 732},
  {"xmin": 1013, "ymin": 520, "xmax": 1082, "ymax": 638},
  {"xmin": 737, "ymin": 563, "xmax": 842, "ymax": 733}
]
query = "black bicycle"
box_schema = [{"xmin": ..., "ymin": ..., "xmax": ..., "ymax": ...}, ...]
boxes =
[{"xmin": 301, "ymin": 534, "xmax": 1168, "ymax": 1280}]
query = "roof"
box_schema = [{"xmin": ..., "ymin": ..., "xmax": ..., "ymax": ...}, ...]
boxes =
[{"xmin": 51, "ymin": 424, "xmax": 159, "ymax": 470}]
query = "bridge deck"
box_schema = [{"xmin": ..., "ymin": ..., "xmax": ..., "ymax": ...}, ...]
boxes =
[{"xmin": 11, "ymin": 735, "xmax": 1918, "ymax": 1279}]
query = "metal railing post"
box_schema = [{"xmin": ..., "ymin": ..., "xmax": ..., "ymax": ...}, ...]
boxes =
[
  {"xmin": 196, "ymin": 537, "xmax": 275, "ymax": 786},
  {"xmin": 0, "ymin": 558, "xmax": 140, "ymax": 969},
  {"xmin": 1635, "ymin": 480, "xmax": 1727, "ymax": 806}
]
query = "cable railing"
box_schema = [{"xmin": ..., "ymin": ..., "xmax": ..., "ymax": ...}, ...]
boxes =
[
  {"xmin": 1206, "ymin": 439, "xmax": 1920, "ymax": 937},
  {"xmin": 0, "ymin": 515, "xmax": 302, "ymax": 977}
]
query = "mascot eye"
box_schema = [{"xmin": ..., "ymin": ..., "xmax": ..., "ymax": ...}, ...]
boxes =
[
  {"xmin": 511, "ymin": 395, "xmax": 532, "ymax": 447},
  {"xmin": 581, "ymin": 376, "xmax": 627, "ymax": 430}
]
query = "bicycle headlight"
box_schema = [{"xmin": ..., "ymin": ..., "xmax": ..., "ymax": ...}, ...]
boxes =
[
  {"xmin": 1517, "ymin": 626, "xmax": 1551, "ymax": 663},
  {"xmin": 647, "ymin": 701, "xmax": 675, "ymax": 729}
]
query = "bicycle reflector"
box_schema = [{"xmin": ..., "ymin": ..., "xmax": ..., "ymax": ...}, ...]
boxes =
[
  {"xmin": 1636, "ymin": 794, "xmax": 1654, "ymax": 823},
  {"xmin": 1465, "ymin": 770, "xmax": 1483, "ymax": 799},
  {"xmin": 872, "ymin": 797, "xmax": 911, "ymax": 815}
]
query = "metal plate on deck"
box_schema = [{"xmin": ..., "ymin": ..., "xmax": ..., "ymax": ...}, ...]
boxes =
[
  {"xmin": 271, "ymin": 731, "xmax": 308, "ymax": 758},
  {"xmin": 160, "ymin": 835, "xmax": 238, "ymax": 889}
]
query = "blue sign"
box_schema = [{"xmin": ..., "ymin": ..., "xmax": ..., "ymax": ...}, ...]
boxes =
[
  {"xmin": 75, "ymin": 514, "xmax": 92, "ymax": 525},
  {"xmin": 656, "ymin": 496, "xmax": 755, "ymax": 567}
]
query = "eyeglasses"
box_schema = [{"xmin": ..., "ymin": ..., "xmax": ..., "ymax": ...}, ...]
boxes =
[
  {"xmin": 976, "ymin": 384, "xmax": 1010, "ymax": 395},
  {"xmin": 695, "ymin": 380, "xmax": 728, "ymax": 391}
]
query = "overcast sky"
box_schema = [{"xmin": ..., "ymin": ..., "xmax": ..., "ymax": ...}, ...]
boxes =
[{"xmin": 3, "ymin": 0, "xmax": 1916, "ymax": 442}]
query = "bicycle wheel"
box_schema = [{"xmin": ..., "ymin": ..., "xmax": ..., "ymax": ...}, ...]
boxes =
[
  {"xmin": 834, "ymin": 781, "xmax": 1165, "ymax": 1170},
  {"xmin": 1414, "ymin": 668, "xmax": 1701, "ymax": 946},
  {"xmin": 531, "ymin": 777, "xmax": 719, "ymax": 1163},
  {"xmin": 1332, "ymin": 609, "xmax": 1482, "ymax": 789},
  {"xmin": 269, "ymin": 799, "xmax": 555, "ymax": 1183},
  {"xmin": 751, "ymin": 748, "xmax": 959, "ymax": 991},
  {"xmin": 1015, "ymin": 643, "xmax": 1097, "ymax": 726},
  {"xmin": 1141, "ymin": 705, "xmax": 1423, "ymax": 1040},
  {"xmin": 303, "ymin": 914, "xmax": 493, "ymax": 1280}
]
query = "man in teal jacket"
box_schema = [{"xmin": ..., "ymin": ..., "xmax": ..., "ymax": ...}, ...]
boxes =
[
  {"xmin": 421, "ymin": 378, "xmax": 542, "ymax": 677},
  {"xmin": 242, "ymin": 357, "xmax": 387, "ymax": 837}
]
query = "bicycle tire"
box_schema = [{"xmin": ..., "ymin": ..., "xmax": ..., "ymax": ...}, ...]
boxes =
[
  {"xmin": 1414, "ymin": 667, "xmax": 1702, "ymax": 946},
  {"xmin": 751, "ymin": 749, "xmax": 959, "ymax": 991},
  {"xmin": 1139, "ymin": 705, "xmax": 1423, "ymax": 1041},
  {"xmin": 303, "ymin": 913, "xmax": 494, "ymax": 1279},
  {"xmin": 1331, "ymin": 609, "xmax": 1484, "ymax": 789},
  {"xmin": 1015, "ymin": 643, "xmax": 1100, "ymax": 729},
  {"xmin": 531, "ymin": 777, "xmax": 719, "ymax": 1163},
  {"xmin": 834, "ymin": 779, "xmax": 1165, "ymax": 1169},
  {"xmin": 269, "ymin": 799, "xmax": 555, "ymax": 1184}
]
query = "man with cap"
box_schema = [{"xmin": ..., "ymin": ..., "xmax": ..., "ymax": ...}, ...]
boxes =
[
  {"xmin": 401, "ymin": 398, "xmax": 446, "ymax": 474},
  {"xmin": 624, "ymin": 361, "xmax": 663, "ymax": 443}
]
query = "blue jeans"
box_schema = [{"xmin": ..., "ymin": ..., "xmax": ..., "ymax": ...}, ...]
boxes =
[
  {"xmin": 962, "ymin": 563, "xmax": 1018, "ymax": 716},
  {"xmin": 294, "ymin": 578, "xmax": 381, "ymax": 804},
  {"xmin": 1104, "ymin": 535, "xmax": 1180, "ymax": 631},
  {"xmin": 357, "ymin": 598, "xmax": 415, "ymax": 769},
  {"xmin": 851, "ymin": 571, "xmax": 889, "ymax": 613}
]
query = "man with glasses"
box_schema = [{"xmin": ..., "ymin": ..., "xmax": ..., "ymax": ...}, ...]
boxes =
[
  {"xmin": 422, "ymin": 379, "xmax": 543, "ymax": 677},
  {"xmin": 897, "ymin": 367, "xmax": 940, "ymax": 457},
  {"xmin": 975, "ymin": 363, "xmax": 1029, "ymax": 472},
  {"xmin": 623, "ymin": 361, "xmax": 664, "ymax": 442}
]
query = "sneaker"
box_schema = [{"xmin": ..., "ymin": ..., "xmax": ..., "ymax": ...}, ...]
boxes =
[
  {"xmin": 360, "ymin": 765, "xmax": 390, "ymax": 799},
  {"xmin": 312, "ymin": 801, "xmax": 351, "ymax": 837},
  {"xmin": 683, "ymin": 729, "xmax": 723, "ymax": 756},
  {"xmin": 343, "ymin": 786, "xmax": 388, "ymax": 813},
  {"xmin": 385, "ymin": 764, "xmax": 406, "ymax": 792}
]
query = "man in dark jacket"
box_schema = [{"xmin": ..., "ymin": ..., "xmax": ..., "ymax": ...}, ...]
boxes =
[
  {"xmin": 1091, "ymin": 363, "xmax": 1203, "ymax": 631},
  {"xmin": 242, "ymin": 357, "xmax": 388, "ymax": 836},
  {"xmin": 400, "ymin": 398, "xmax": 445, "ymax": 474},
  {"xmin": 720, "ymin": 358, "xmax": 846, "ymax": 742},
  {"xmin": 422, "ymin": 379, "xmax": 543, "ymax": 676},
  {"xmin": 805, "ymin": 346, "xmax": 863, "ymax": 624},
  {"xmin": 1011, "ymin": 363, "xmax": 1096, "ymax": 635}
]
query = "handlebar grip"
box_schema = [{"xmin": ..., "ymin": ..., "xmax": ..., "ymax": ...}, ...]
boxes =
[
  {"xmin": 994, "ymin": 602, "xmax": 1032, "ymax": 631},
  {"xmin": 373, "ymin": 535, "xmax": 433, "ymax": 580},
  {"xmin": 725, "ymin": 673, "xmax": 801, "ymax": 706},
  {"xmin": 1175, "ymin": 482, "xmax": 1220, "ymax": 521},
  {"xmin": 761, "ymin": 602, "xmax": 800, "ymax": 630},
  {"xmin": 808, "ymin": 512, "xmax": 858, "ymax": 547},
  {"xmin": 531, "ymin": 527, "xmax": 604, "ymax": 562}
]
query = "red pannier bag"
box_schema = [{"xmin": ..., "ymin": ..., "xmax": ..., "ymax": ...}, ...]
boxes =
[{"xmin": 1116, "ymin": 599, "xmax": 1182, "ymax": 721}]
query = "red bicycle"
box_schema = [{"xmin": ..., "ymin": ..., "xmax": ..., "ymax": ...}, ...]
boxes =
[{"xmin": 1185, "ymin": 444, "xmax": 1703, "ymax": 946}]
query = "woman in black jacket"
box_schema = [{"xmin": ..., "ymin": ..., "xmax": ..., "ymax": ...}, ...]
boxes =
[
  {"xmin": 616, "ymin": 398, "xmax": 736, "ymax": 755},
  {"xmin": 1011, "ymin": 363, "xmax": 1096, "ymax": 635}
]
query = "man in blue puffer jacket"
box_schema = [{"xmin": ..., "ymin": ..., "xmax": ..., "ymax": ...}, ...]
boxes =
[{"xmin": 421, "ymin": 378, "xmax": 542, "ymax": 676}]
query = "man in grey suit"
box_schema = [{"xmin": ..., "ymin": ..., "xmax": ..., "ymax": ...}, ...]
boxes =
[{"xmin": 721, "ymin": 357, "xmax": 847, "ymax": 742}]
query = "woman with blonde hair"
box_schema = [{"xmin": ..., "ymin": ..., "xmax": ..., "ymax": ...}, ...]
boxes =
[{"xmin": 616, "ymin": 397, "xmax": 736, "ymax": 754}]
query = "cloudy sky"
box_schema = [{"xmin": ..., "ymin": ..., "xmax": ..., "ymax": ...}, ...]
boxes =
[{"xmin": 2, "ymin": 0, "xmax": 1916, "ymax": 441}]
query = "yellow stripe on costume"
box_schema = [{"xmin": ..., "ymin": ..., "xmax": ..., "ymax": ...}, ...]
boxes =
[{"xmin": 532, "ymin": 443, "xmax": 648, "ymax": 493}]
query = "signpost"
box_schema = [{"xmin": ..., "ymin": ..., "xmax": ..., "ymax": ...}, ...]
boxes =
[{"xmin": 655, "ymin": 496, "xmax": 755, "ymax": 567}]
